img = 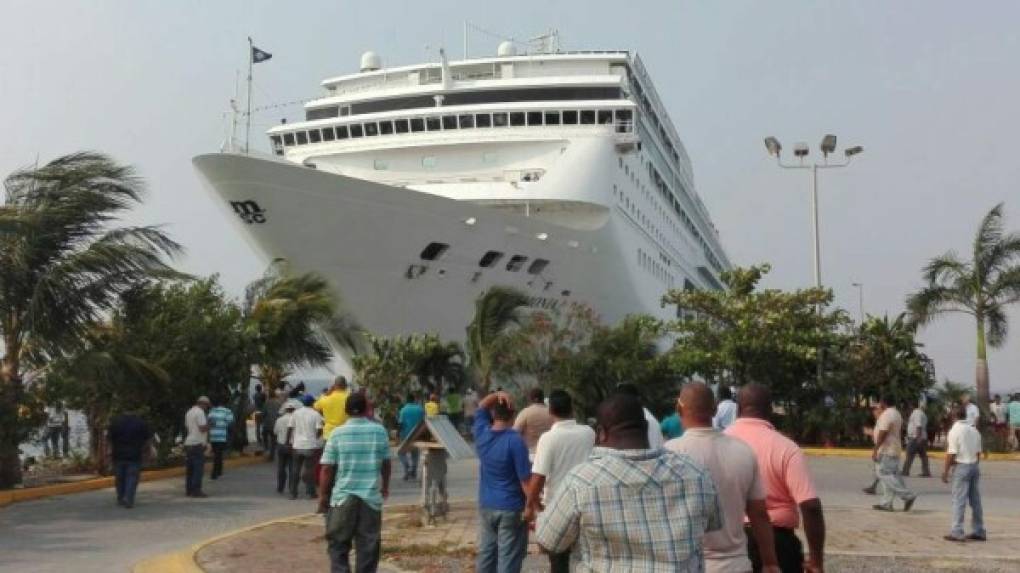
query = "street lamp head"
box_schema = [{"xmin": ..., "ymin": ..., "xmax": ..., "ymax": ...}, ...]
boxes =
[
  {"xmin": 793, "ymin": 142, "xmax": 810, "ymax": 158},
  {"xmin": 764, "ymin": 136, "xmax": 782, "ymax": 157},
  {"xmin": 820, "ymin": 134, "xmax": 837, "ymax": 156},
  {"xmin": 845, "ymin": 145, "xmax": 864, "ymax": 158}
]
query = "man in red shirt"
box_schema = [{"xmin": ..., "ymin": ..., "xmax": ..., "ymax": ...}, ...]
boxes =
[{"xmin": 726, "ymin": 384, "xmax": 826, "ymax": 573}]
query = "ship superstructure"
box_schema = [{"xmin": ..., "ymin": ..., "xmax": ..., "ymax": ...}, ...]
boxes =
[{"xmin": 195, "ymin": 41, "xmax": 731, "ymax": 342}]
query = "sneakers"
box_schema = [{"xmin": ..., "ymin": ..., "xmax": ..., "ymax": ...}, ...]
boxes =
[
  {"xmin": 872, "ymin": 504, "xmax": 894, "ymax": 512},
  {"xmin": 944, "ymin": 534, "xmax": 966, "ymax": 542},
  {"xmin": 903, "ymin": 497, "xmax": 916, "ymax": 512},
  {"xmin": 965, "ymin": 533, "xmax": 987, "ymax": 541},
  {"xmin": 862, "ymin": 487, "xmax": 877, "ymax": 495}
]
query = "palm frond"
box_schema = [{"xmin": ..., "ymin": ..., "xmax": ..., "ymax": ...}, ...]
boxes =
[{"xmin": 972, "ymin": 203, "xmax": 1006, "ymax": 275}]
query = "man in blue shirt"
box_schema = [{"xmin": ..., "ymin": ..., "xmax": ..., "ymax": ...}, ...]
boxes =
[
  {"xmin": 473, "ymin": 391, "xmax": 531, "ymax": 573},
  {"xmin": 397, "ymin": 394, "xmax": 426, "ymax": 481},
  {"xmin": 207, "ymin": 398, "xmax": 235, "ymax": 480}
]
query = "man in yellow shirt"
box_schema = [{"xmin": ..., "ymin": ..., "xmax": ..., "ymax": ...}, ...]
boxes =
[
  {"xmin": 314, "ymin": 376, "xmax": 350, "ymax": 438},
  {"xmin": 425, "ymin": 393, "xmax": 441, "ymax": 417}
]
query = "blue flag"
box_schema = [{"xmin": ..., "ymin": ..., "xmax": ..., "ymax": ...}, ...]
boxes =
[{"xmin": 252, "ymin": 46, "xmax": 272, "ymax": 64}]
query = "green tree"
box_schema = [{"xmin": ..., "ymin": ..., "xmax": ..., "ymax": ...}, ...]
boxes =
[
  {"xmin": 548, "ymin": 314, "xmax": 674, "ymax": 420},
  {"xmin": 663, "ymin": 265, "xmax": 849, "ymax": 441},
  {"xmin": 847, "ymin": 314, "xmax": 934, "ymax": 405},
  {"xmin": 0, "ymin": 152, "xmax": 181, "ymax": 488},
  {"xmin": 906, "ymin": 203, "xmax": 1020, "ymax": 411},
  {"xmin": 244, "ymin": 264, "xmax": 362, "ymax": 391},
  {"xmin": 466, "ymin": 286, "xmax": 530, "ymax": 391},
  {"xmin": 497, "ymin": 303, "xmax": 600, "ymax": 391}
]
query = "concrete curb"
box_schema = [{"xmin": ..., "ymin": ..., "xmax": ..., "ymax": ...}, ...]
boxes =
[
  {"xmin": 0, "ymin": 455, "xmax": 267, "ymax": 508},
  {"xmin": 801, "ymin": 447, "xmax": 1020, "ymax": 461},
  {"xmin": 132, "ymin": 510, "xmax": 417, "ymax": 573}
]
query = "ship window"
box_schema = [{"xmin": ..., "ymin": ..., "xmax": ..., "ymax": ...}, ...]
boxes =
[
  {"xmin": 426, "ymin": 116, "xmax": 441, "ymax": 131},
  {"xmin": 374, "ymin": 159, "xmax": 389, "ymax": 170},
  {"xmin": 509, "ymin": 112, "xmax": 525, "ymax": 126},
  {"xmin": 527, "ymin": 111, "xmax": 543, "ymax": 126},
  {"xmin": 270, "ymin": 135, "xmax": 283, "ymax": 147},
  {"xmin": 442, "ymin": 115, "xmax": 458, "ymax": 129},
  {"xmin": 410, "ymin": 118, "xmax": 425, "ymax": 132},
  {"xmin": 364, "ymin": 122, "xmax": 379, "ymax": 136},
  {"xmin": 527, "ymin": 259, "xmax": 549, "ymax": 274},
  {"xmin": 296, "ymin": 131, "xmax": 308, "ymax": 145},
  {"xmin": 478, "ymin": 250, "xmax": 504, "ymax": 268},
  {"xmin": 506, "ymin": 255, "xmax": 528, "ymax": 272},
  {"xmin": 544, "ymin": 111, "xmax": 560, "ymax": 125},
  {"xmin": 322, "ymin": 128, "xmax": 335, "ymax": 141},
  {"xmin": 283, "ymin": 133, "xmax": 295, "ymax": 146},
  {"xmin": 458, "ymin": 114, "xmax": 474, "ymax": 128},
  {"xmin": 475, "ymin": 113, "xmax": 491, "ymax": 128},
  {"xmin": 616, "ymin": 109, "xmax": 633, "ymax": 123},
  {"xmin": 580, "ymin": 110, "xmax": 596, "ymax": 124},
  {"xmin": 395, "ymin": 119, "xmax": 410, "ymax": 134},
  {"xmin": 493, "ymin": 113, "xmax": 509, "ymax": 127},
  {"xmin": 337, "ymin": 125, "xmax": 349, "ymax": 139},
  {"xmin": 422, "ymin": 156, "xmax": 437, "ymax": 169},
  {"xmin": 349, "ymin": 124, "xmax": 363, "ymax": 138},
  {"xmin": 598, "ymin": 110, "xmax": 613, "ymax": 124},
  {"xmin": 379, "ymin": 120, "xmax": 394, "ymax": 135},
  {"xmin": 308, "ymin": 129, "xmax": 322, "ymax": 143},
  {"xmin": 562, "ymin": 110, "xmax": 578, "ymax": 124},
  {"xmin": 420, "ymin": 242, "xmax": 449, "ymax": 261}
]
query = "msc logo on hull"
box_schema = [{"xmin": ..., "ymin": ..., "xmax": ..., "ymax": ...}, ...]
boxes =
[{"xmin": 230, "ymin": 200, "xmax": 266, "ymax": 224}]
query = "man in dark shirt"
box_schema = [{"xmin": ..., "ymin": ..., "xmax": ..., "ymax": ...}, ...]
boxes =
[
  {"xmin": 473, "ymin": 391, "xmax": 531, "ymax": 573},
  {"xmin": 108, "ymin": 411, "xmax": 151, "ymax": 508}
]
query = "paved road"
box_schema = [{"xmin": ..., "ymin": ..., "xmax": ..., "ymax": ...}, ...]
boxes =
[{"xmin": 2, "ymin": 455, "xmax": 1018, "ymax": 572}]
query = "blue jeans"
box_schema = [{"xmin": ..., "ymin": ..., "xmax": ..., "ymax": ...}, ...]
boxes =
[
  {"xmin": 399, "ymin": 449, "xmax": 419, "ymax": 478},
  {"xmin": 950, "ymin": 463, "xmax": 985, "ymax": 538},
  {"xmin": 476, "ymin": 508, "xmax": 527, "ymax": 573},
  {"xmin": 185, "ymin": 445, "xmax": 205, "ymax": 495},
  {"xmin": 876, "ymin": 454, "xmax": 915, "ymax": 507},
  {"xmin": 114, "ymin": 461, "xmax": 141, "ymax": 505}
]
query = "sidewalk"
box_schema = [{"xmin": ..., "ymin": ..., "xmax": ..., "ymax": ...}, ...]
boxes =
[{"xmin": 190, "ymin": 500, "xmax": 1020, "ymax": 572}]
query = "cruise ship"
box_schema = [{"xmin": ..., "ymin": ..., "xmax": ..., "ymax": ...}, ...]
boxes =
[{"xmin": 194, "ymin": 40, "xmax": 732, "ymax": 343}]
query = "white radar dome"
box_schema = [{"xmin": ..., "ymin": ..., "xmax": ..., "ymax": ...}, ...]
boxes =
[
  {"xmin": 497, "ymin": 41, "xmax": 517, "ymax": 57},
  {"xmin": 360, "ymin": 51, "xmax": 382, "ymax": 72}
]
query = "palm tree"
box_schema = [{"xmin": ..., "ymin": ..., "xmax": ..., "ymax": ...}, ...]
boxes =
[
  {"xmin": 0, "ymin": 152, "xmax": 182, "ymax": 488},
  {"xmin": 412, "ymin": 336, "xmax": 465, "ymax": 394},
  {"xmin": 465, "ymin": 286, "xmax": 530, "ymax": 391},
  {"xmin": 243, "ymin": 263, "xmax": 363, "ymax": 392},
  {"xmin": 906, "ymin": 203, "xmax": 1020, "ymax": 410}
]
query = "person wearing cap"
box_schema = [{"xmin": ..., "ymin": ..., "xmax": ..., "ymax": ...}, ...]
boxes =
[
  {"xmin": 318, "ymin": 392, "xmax": 392, "ymax": 573},
  {"xmin": 274, "ymin": 401, "xmax": 298, "ymax": 494},
  {"xmin": 287, "ymin": 394, "xmax": 324, "ymax": 499},
  {"xmin": 184, "ymin": 396, "xmax": 211, "ymax": 498}
]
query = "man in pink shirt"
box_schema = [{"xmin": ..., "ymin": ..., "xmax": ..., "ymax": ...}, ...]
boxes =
[{"xmin": 726, "ymin": 384, "xmax": 826, "ymax": 573}]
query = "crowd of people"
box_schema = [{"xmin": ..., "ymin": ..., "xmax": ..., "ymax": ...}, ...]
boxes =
[{"xmin": 93, "ymin": 377, "xmax": 1019, "ymax": 572}]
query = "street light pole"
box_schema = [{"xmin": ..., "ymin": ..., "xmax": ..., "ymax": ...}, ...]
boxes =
[
  {"xmin": 852, "ymin": 282, "xmax": 864, "ymax": 324},
  {"xmin": 765, "ymin": 135, "xmax": 864, "ymax": 385}
]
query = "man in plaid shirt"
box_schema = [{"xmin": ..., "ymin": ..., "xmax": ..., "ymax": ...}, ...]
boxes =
[{"xmin": 536, "ymin": 393, "xmax": 722, "ymax": 572}]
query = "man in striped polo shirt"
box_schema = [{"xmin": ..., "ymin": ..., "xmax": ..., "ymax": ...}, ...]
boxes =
[
  {"xmin": 318, "ymin": 392, "xmax": 392, "ymax": 573},
  {"xmin": 207, "ymin": 398, "xmax": 235, "ymax": 480}
]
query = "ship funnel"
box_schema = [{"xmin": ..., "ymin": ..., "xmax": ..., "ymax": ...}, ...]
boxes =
[
  {"xmin": 497, "ymin": 41, "xmax": 517, "ymax": 57},
  {"xmin": 360, "ymin": 51, "xmax": 381, "ymax": 72}
]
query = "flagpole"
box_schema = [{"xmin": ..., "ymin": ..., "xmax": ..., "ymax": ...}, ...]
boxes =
[{"xmin": 246, "ymin": 36, "xmax": 254, "ymax": 154}]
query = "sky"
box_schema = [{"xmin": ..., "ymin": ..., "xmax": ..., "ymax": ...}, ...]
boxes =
[{"xmin": 2, "ymin": 0, "xmax": 1019, "ymax": 392}]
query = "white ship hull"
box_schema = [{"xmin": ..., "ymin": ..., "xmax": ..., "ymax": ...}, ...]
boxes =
[{"xmin": 194, "ymin": 153, "xmax": 670, "ymax": 341}]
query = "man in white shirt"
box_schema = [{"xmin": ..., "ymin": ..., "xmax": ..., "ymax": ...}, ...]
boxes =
[
  {"xmin": 666, "ymin": 383, "xmax": 780, "ymax": 573},
  {"xmin": 616, "ymin": 383, "xmax": 664, "ymax": 449},
  {"xmin": 184, "ymin": 396, "xmax": 211, "ymax": 497},
  {"xmin": 526, "ymin": 390, "xmax": 596, "ymax": 573},
  {"xmin": 287, "ymin": 395, "xmax": 324, "ymax": 499},
  {"xmin": 962, "ymin": 394, "xmax": 980, "ymax": 427},
  {"xmin": 942, "ymin": 405, "xmax": 987, "ymax": 542},
  {"xmin": 902, "ymin": 400, "xmax": 931, "ymax": 477},
  {"xmin": 871, "ymin": 396, "xmax": 917, "ymax": 512},
  {"xmin": 274, "ymin": 402, "xmax": 297, "ymax": 494},
  {"xmin": 712, "ymin": 385, "xmax": 738, "ymax": 431}
]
